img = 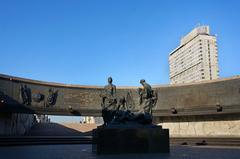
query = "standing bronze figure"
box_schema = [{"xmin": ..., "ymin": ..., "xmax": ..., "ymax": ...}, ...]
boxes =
[
  {"xmin": 101, "ymin": 77, "xmax": 117, "ymax": 109},
  {"xmin": 138, "ymin": 79, "xmax": 157, "ymax": 116},
  {"xmin": 100, "ymin": 77, "xmax": 117, "ymax": 125}
]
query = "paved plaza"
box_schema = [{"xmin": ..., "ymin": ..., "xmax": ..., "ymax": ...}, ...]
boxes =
[{"xmin": 0, "ymin": 144, "xmax": 240, "ymax": 159}]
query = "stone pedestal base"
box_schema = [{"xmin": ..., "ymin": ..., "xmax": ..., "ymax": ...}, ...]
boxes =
[{"xmin": 92, "ymin": 125, "xmax": 169, "ymax": 154}]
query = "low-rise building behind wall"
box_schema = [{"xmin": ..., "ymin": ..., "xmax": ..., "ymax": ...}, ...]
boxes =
[
  {"xmin": 82, "ymin": 116, "xmax": 103, "ymax": 125},
  {"xmin": 35, "ymin": 115, "xmax": 50, "ymax": 123}
]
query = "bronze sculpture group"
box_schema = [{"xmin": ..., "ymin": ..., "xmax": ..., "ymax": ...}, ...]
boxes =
[{"xmin": 100, "ymin": 77, "xmax": 158, "ymax": 126}]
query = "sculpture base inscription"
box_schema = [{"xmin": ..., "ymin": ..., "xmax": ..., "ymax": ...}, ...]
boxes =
[{"xmin": 92, "ymin": 125, "xmax": 169, "ymax": 154}]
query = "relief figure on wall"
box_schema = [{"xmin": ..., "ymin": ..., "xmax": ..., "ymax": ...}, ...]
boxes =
[
  {"xmin": 20, "ymin": 84, "xmax": 31, "ymax": 106},
  {"xmin": 46, "ymin": 88, "xmax": 58, "ymax": 107}
]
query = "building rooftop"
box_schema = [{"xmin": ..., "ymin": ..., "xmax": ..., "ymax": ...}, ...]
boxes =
[
  {"xmin": 180, "ymin": 25, "xmax": 210, "ymax": 45},
  {"xmin": 170, "ymin": 25, "xmax": 211, "ymax": 56}
]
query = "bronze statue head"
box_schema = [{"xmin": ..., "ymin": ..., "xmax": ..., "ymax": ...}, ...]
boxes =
[
  {"xmin": 140, "ymin": 79, "xmax": 145, "ymax": 85},
  {"xmin": 108, "ymin": 77, "xmax": 113, "ymax": 84}
]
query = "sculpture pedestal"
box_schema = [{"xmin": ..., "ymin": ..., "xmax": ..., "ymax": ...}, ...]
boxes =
[{"xmin": 92, "ymin": 125, "xmax": 169, "ymax": 154}]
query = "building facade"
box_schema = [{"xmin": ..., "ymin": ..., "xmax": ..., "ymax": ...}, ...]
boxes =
[
  {"xmin": 82, "ymin": 116, "xmax": 103, "ymax": 124},
  {"xmin": 169, "ymin": 26, "xmax": 219, "ymax": 84}
]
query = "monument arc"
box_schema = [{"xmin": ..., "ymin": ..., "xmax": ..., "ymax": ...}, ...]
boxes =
[{"xmin": 0, "ymin": 73, "xmax": 240, "ymax": 118}]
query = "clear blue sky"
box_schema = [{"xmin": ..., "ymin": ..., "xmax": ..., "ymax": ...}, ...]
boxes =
[
  {"xmin": 1, "ymin": 0, "xmax": 240, "ymax": 122},
  {"xmin": 1, "ymin": 0, "xmax": 240, "ymax": 86}
]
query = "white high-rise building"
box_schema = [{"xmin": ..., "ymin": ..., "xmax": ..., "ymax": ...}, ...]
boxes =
[{"xmin": 169, "ymin": 26, "xmax": 219, "ymax": 84}]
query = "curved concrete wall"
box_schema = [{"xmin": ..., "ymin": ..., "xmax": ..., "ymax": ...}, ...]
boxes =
[{"xmin": 0, "ymin": 74, "xmax": 240, "ymax": 117}]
